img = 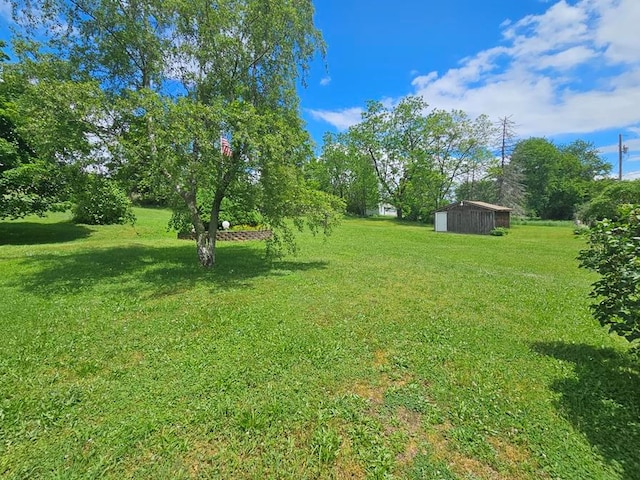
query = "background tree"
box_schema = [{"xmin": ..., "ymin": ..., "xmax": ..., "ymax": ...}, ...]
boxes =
[
  {"xmin": 308, "ymin": 132, "xmax": 378, "ymax": 216},
  {"xmin": 510, "ymin": 137, "xmax": 610, "ymax": 219},
  {"xmin": 455, "ymin": 178, "xmax": 499, "ymax": 204},
  {"xmin": 493, "ymin": 116, "xmax": 518, "ymax": 203},
  {"xmin": 12, "ymin": 0, "xmax": 342, "ymax": 267},
  {"xmin": 349, "ymin": 97, "xmax": 432, "ymax": 219},
  {"xmin": 578, "ymin": 179, "xmax": 640, "ymax": 225},
  {"xmin": 0, "ymin": 43, "xmax": 94, "ymax": 219},
  {"xmin": 345, "ymin": 96, "xmax": 495, "ymax": 220},
  {"xmin": 562, "ymin": 139, "xmax": 610, "ymax": 181},
  {"xmin": 425, "ymin": 109, "xmax": 496, "ymax": 212}
]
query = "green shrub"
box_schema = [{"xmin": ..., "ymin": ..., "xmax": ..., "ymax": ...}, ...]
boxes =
[
  {"xmin": 72, "ymin": 175, "xmax": 135, "ymax": 225},
  {"xmin": 167, "ymin": 193, "xmax": 264, "ymax": 234},
  {"xmin": 578, "ymin": 180, "xmax": 640, "ymax": 225},
  {"xmin": 578, "ymin": 204, "xmax": 640, "ymax": 347},
  {"xmin": 219, "ymin": 198, "xmax": 264, "ymax": 227},
  {"xmin": 490, "ymin": 227, "xmax": 509, "ymax": 236}
]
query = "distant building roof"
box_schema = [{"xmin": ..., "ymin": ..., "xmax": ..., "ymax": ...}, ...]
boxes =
[{"xmin": 437, "ymin": 201, "xmax": 513, "ymax": 212}]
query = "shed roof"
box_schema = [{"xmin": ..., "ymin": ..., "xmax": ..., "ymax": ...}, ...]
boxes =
[{"xmin": 437, "ymin": 201, "xmax": 513, "ymax": 212}]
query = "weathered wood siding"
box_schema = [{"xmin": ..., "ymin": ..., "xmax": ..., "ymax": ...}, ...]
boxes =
[
  {"xmin": 495, "ymin": 211, "xmax": 510, "ymax": 228},
  {"xmin": 446, "ymin": 206, "xmax": 496, "ymax": 234}
]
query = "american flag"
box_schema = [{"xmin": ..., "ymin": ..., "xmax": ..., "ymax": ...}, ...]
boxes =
[{"xmin": 220, "ymin": 137, "xmax": 232, "ymax": 157}]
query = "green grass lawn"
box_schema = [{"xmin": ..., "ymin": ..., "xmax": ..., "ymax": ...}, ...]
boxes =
[{"xmin": 1, "ymin": 208, "xmax": 639, "ymax": 479}]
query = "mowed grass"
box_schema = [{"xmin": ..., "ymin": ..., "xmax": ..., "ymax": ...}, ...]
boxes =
[{"xmin": 1, "ymin": 209, "xmax": 639, "ymax": 479}]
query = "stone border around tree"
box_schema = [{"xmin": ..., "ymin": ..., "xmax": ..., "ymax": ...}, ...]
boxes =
[{"xmin": 177, "ymin": 230, "xmax": 273, "ymax": 242}]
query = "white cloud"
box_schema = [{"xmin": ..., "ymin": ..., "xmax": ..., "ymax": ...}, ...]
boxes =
[
  {"xmin": 408, "ymin": 0, "xmax": 640, "ymax": 137},
  {"xmin": 320, "ymin": 76, "xmax": 331, "ymax": 86},
  {"xmin": 623, "ymin": 170, "xmax": 640, "ymax": 180},
  {"xmin": 535, "ymin": 46, "xmax": 597, "ymax": 70},
  {"xmin": 313, "ymin": 0, "xmax": 640, "ymax": 139},
  {"xmin": 598, "ymin": 137, "xmax": 640, "ymax": 155},
  {"xmin": 0, "ymin": 0, "xmax": 11, "ymax": 21},
  {"xmin": 594, "ymin": 0, "xmax": 640, "ymax": 63},
  {"xmin": 414, "ymin": 0, "xmax": 640, "ymax": 137},
  {"xmin": 307, "ymin": 107, "xmax": 363, "ymax": 131},
  {"xmin": 505, "ymin": 0, "xmax": 591, "ymax": 57}
]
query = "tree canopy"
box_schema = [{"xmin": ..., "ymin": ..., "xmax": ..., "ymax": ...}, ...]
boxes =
[
  {"xmin": 309, "ymin": 96, "xmax": 496, "ymax": 221},
  {"xmin": 307, "ymin": 132, "xmax": 378, "ymax": 216},
  {"xmin": 0, "ymin": 41, "xmax": 83, "ymax": 219},
  {"xmin": 578, "ymin": 180, "xmax": 640, "ymax": 225},
  {"xmin": 510, "ymin": 138, "xmax": 610, "ymax": 219},
  {"xmin": 10, "ymin": 0, "xmax": 343, "ymax": 266}
]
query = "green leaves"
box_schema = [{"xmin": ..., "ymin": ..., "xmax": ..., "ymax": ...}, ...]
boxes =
[
  {"xmin": 337, "ymin": 96, "xmax": 496, "ymax": 220},
  {"xmin": 0, "ymin": 160, "xmax": 72, "ymax": 219},
  {"xmin": 8, "ymin": 0, "xmax": 335, "ymax": 266},
  {"xmin": 72, "ymin": 174, "xmax": 135, "ymax": 225},
  {"xmin": 311, "ymin": 132, "xmax": 379, "ymax": 216},
  {"xmin": 579, "ymin": 205, "xmax": 640, "ymax": 346},
  {"xmin": 510, "ymin": 138, "xmax": 609, "ymax": 220}
]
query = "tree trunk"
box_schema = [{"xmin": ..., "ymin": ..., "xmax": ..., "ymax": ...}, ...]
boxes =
[
  {"xmin": 196, "ymin": 231, "xmax": 215, "ymax": 267},
  {"xmin": 194, "ymin": 191, "xmax": 224, "ymax": 269},
  {"xmin": 180, "ymin": 189, "xmax": 216, "ymax": 268}
]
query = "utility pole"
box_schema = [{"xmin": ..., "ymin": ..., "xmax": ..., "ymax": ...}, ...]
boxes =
[
  {"xmin": 618, "ymin": 134, "xmax": 629, "ymax": 181},
  {"xmin": 619, "ymin": 134, "xmax": 623, "ymax": 181}
]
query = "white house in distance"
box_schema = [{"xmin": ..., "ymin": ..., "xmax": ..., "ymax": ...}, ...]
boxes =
[{"xmin": 366, "ymin": 203, "xmax": 398, "ymax": 217}]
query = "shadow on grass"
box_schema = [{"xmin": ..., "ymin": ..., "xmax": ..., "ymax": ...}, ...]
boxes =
[
  {"xmin": 14, "ymin": 243, "xmax": 327, "ymax": 297},
  {"xmin": 0, "ymin": 221, "xmax": 93, "ymax": 245},
  {"xmin": 533, "ymin": 342, "xmax": 640, "ymax": 479}
]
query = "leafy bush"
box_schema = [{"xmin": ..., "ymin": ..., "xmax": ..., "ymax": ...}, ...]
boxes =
[
  {"xmin": 219, "ymin": 197, "xmax": 264, "ymax": 227},
  {"xmin": 72, "ymin": 174, "xmax": 135, "ymax": 225},
  {"xmin": 0, "ymin": 160, "xmax": 73, "ymax": 219},
  {"xmin": 167, "ymin": 191, "xmax": 264, "ymax": 234},
  {"xmin": 490, "ymin": 227, "xmax": 509, "ymax": 236},
  {"xmin": 578, "ymin": 204, "xmax": 640, "ymax": 347},
  {"xmin": 578, "ymin": 180, "xmax": 640, "ymax": 225}
]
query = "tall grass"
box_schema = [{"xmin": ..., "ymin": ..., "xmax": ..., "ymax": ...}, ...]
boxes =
[{"xmin": 1, "ymin": 209, "xmax": 638, "ymax": 479}]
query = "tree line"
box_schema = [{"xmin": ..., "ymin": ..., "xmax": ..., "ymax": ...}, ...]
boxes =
[{"xmin": 307, "ymin": 98, "xmax": 625, "ymax": 222}]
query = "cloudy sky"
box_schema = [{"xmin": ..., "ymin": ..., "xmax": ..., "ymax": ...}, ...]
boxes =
[
  {"xmin": 299, "ymin": 0, "xmax": 640, "ymax": 179},
  {"xmin": 1, "ymin": 0, "xmax": 639, "ymax": 178}
]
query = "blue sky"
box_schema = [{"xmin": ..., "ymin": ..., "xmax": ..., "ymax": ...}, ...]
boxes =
[
  {"xmin": 299, "ymin": 0, "xmax": 640, "ymax": 179},
  {"xmin": 1, "ymin": 0, "xmax": 639, "ymax": 178}
]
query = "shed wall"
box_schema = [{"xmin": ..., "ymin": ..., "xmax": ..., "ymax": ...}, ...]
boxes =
[
  {"xmin": 446, "ymin": 207, "xmax": 496, "ymax": 234},
  {"xmin": 435, "ymin": 212, "xmax": 448, "ymax": 232},
  {"xmin": 495, "ymin": 211, "xmax": 510, "ymax": 228}
]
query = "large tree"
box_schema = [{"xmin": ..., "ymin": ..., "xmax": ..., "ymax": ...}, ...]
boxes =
[
  {"xmin": 510, "ymin": 137, "xmax": 610, "ymax": 219},
  {"xmin": 0, "ymin": 42, "xmax": 95, "ymax": 219},
  {"xmin": 348, "ymin": 97, "xmax": 431, "ymax": 219},
  {"xmin": 12, "ymin": 0, "xmax": 342, "ymax": 266},
  {"xmin": 348, "ymin": 97, "xmax": 495, "ymax": 219},
  {"xmin": 308, "ymin": 132, "xmax": 379, "ymax": 216},
  {"xmin": 424, "ymin": 109, "xmax": 495, "ymax": 211}
]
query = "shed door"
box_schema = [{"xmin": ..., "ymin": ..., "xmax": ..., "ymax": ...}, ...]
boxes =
[{"xmin": 435, "ymin": 212, "xmax": 447, "ymax": 232}]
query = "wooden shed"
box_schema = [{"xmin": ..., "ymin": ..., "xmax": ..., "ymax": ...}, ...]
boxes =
[{"xmin": 434, "ymin": 201, "xmax": 512, "ymax": 235}]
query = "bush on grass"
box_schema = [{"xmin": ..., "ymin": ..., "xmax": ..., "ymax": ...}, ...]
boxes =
[
  {"xmin": 579, "ymin": 204, "xmax": 640, "ymax": 348},
  {"xmin": 72, "ymin": 174, "xmax": 135, "ymax": 225}
]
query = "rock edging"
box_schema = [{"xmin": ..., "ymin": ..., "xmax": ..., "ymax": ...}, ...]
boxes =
[{"xmin": 177, "ymin": 230, "xmax": 272, "ymax": 242}]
